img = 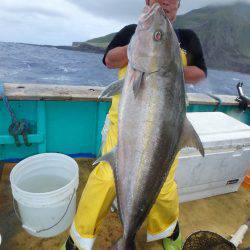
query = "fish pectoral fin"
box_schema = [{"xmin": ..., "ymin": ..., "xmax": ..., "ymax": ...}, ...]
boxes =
[
  {"xmin": 93, "ymin": 147, "xmax": 117, "ymax": 171},
  {"xmin": 133, "ymin": 71, "xmax": 144, "ymax": 96},
  {"xmin": 99, "ymin": 79, "xmax": 124, "ymax": 99},
  {"xmin": 179, "ymin": 117, "xmax": 205, "ymax": 157}
]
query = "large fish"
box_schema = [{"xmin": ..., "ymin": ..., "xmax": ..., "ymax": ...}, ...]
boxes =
[{"xmin": 96, "ymin": 3, "xmax": 204, "ymax": 249}]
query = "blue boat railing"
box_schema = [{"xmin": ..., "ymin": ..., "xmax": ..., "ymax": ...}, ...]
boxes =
[{"xmin": 0, "ymin": 83, "xmax": 249, "ymax": 162}]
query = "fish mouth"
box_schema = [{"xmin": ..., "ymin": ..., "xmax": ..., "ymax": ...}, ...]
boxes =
[
  {"xmin": 139, "ymin": 3, "xmax": 166, "ymax": 30},
  {"xmin": 141, "ymin": 3, "xmax": 166, "ymax": 20}
]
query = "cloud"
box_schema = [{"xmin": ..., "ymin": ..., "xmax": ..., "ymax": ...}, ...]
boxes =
[
  {"xmin": 0, "ymin": 0, "xmax": 123, "ymax": 45},
  {"xmin": 3, "ymin": 6, "xmax": 65, "ymax": 18},
  {"xmin": 68, "ymin": 0, "xmax": 144, "ymax": 23},
  {"xmin": 0, "ymin": 0, "xmax": 250, "ymax": 44},
  {"xmin": 178, "ymin": 0, "xmax": 250, "ymax": 14},
  {"xmin": 0, "ymin": 0, "xmax": 66, "ymax": 18},
  {"xmin": 69, "ymin": 0, "xmax": 250, "ymax": 22}
]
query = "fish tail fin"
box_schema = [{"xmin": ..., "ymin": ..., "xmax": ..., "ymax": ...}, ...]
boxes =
[
  {"xmin": 179, "ymin": 117, "xmax": 205, "ymax": 157},
  {"xmin": 111, "ymin": 237, "xmax": 136, "ymax": 250}
]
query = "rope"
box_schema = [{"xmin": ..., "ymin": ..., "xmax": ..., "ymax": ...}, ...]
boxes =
[
  {"xmin": 205, "ymin": 93, "xmax": 222, "ymax": 112},
  {"xmin": 0, "ymin": 81, "xmax": 32, "ymax": 147},
  {"xmin": 0, "ymin": 82, "xmax": 17, "ymax": 123}
]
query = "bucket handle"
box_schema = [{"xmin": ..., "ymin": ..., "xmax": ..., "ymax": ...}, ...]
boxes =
[{"xmin": 13, "ymin": 188, "xmax": 76, "ymax": 234}]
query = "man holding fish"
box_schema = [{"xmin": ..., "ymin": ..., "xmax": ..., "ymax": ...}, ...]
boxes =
[{"xmin": 62, "ymin": 0, "xmax": 207, "ymax": 249}]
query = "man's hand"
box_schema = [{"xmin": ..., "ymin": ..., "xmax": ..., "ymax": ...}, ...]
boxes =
[
  {"xmin": 149, "ymin": 0, "xmax": 179, "ymax": 22},
  {"xmin": 105, "ymin": 45, "xmax": 128, "ymax": 69}
]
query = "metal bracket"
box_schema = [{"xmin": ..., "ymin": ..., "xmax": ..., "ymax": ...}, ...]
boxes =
[{"xmin": 236, "ymin": 82, "xmax": 250, "ymax": 112}]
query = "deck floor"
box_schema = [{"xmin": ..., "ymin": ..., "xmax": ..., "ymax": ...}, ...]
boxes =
[{"xmin": 0, "ymin": 159, "xmax": 249, "ymax": 250}]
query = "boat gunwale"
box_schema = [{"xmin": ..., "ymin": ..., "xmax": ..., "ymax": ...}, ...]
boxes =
[{"xmin": 0, "ymin": 83, "xmax": 245, "ymax": 106}]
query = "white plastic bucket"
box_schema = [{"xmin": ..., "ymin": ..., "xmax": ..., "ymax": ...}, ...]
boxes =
[{"xmin": 10, "ymin": 153, "xmax": 79, "ymax": 238}]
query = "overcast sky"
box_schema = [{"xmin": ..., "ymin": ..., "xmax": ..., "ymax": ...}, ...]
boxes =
[{"xmin": 0, "ymin": 0, "xmax": 249, "ymax": 45}]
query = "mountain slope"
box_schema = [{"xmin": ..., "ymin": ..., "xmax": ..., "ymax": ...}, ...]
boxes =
[
  {"xmin": 174, "ymin": 2, "xmax": 250, "ymax": 73},
  {"xmin": 85, "ymin": 2, "xmax": 250, "ymax": 74},
  {"xmin": 86, "ymin": 33, "xmax": 116, "ymax": 48}
]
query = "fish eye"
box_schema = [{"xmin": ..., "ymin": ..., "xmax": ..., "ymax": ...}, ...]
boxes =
[{"xmin": 153, "ymin": 30, "xmax": 163, "ymax": 41}]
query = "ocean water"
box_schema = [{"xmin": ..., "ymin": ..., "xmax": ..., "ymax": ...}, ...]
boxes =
[{"xmin": 0, "ymin": 42, "xmax": 250, "ymax": 96}]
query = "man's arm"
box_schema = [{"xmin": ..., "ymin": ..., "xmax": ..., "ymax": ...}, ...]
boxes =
[
  {"xmin": 103, "ymin": 25, "xmax": 136, "ymax": 68},
  {"xmin": 181, "ymin": 29, "xmax": 207, "ymax": 84},
  {"xmin": 106, "ymin": 43, "xmax": 206, "ymax": 84}
]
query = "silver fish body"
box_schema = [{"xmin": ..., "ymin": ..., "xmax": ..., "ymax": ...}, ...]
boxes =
[{"xmin": 96, "ymin": 3, "xmax": 204, "ymax": 249}]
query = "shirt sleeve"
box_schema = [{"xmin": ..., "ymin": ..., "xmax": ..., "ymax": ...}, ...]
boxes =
[
  {"xmin": 180, "ymin": 29, "xmax": 207, "ymax": 76},
  {"xmin": 102, "ymin": 24, "xmax": 137, "ymax": 66}
]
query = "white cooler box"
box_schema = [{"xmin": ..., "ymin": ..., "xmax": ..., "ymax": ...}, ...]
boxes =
[{"xmin": 176, "ymin": 112, "xmax": 250, "ymax": 203}]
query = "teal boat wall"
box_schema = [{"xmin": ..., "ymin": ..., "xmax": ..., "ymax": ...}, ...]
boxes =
[
  {"xmin": 0, "ymin": 99, "xmax": 249, "ymax": 161},
  {"xmin": 0, "ymin": 101, "xmax": 39, "ymax": 161},
  {"xmin": 45, "ymin": 101, "xmax": 110, "ymax": 156},
  {"xmin": 0, "ymin": 100, "xmax": 110, "ymax": 161}
]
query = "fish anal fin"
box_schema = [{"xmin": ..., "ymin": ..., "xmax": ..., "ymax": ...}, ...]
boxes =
[
  {"xmin": 179, "ymin": 117, "xmax": 205, "ymax": 157},
  {"xmin": 93, "ymin": 147, "xmax": 117, "ymax": 172}
]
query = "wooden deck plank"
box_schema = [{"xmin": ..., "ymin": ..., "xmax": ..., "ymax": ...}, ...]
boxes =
[
  {"xmin": 2, "ymin": 83, "xmax": 106, "ymax": 101},
  {"xmin": 1, "ymin": 160, "xmax": 249, "ymax": 250}
]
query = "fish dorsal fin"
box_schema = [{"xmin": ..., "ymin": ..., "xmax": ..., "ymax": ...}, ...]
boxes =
[
  {"xmin": 179, "ymin": 117, "xmax": 205, "ymax": 157},
  {"xmin": 133, "ymin": 71, "xmax": 144, "ymax": 96},
  {"xmin": 93, "ymin": 147, "xmax": 117, "ymax": 172},
  {"xmin": 99, "ymin": 79, "xmax": 124, "ymax": 99}
]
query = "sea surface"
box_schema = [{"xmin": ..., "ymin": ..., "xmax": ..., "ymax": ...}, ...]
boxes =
[{"xmin": 1, "ymin": 42, "xmax": 250, "ymax": 96}]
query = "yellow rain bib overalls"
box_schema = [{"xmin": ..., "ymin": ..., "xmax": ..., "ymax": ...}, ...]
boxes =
[{"xmin": 70, "ymin": 50, "xmax": 187, "ymax": 250}]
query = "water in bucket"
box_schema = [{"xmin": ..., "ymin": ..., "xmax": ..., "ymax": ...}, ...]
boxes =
[
  {"xmin": 19, "ymin": 175, "xmax": 70, "ymax": 193},
  {"xmin": 10, "ymin": 153, "xmax": 79, "ymax": 238}
]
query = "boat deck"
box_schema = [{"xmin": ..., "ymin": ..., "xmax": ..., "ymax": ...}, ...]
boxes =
[{"xmin": 0, "ymin": 159, "xmax": 249, "ymax": 250}]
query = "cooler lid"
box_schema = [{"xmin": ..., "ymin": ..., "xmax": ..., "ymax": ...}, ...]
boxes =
[{"xmin": 186, "ymin": 112, "xmax": 250, "ymax": 150}]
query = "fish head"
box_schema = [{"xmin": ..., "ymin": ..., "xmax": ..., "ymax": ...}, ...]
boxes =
[{"xmin": 128, "ymin": 3, "xmax": 179, "ymax": 74}]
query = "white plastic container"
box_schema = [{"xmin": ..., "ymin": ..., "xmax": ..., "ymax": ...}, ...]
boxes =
[
  {"xmin": 177, "ymin": 112, "xmax": 250, "ymax": 203},
  {"xmin": 10, "ymin": 153, "xmax": 79, "ymax": 238}
]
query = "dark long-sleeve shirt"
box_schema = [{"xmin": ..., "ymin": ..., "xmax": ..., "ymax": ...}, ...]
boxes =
[{"xmin": 103, "ymin": 24, "xmax": 207, "ymax": 76}]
